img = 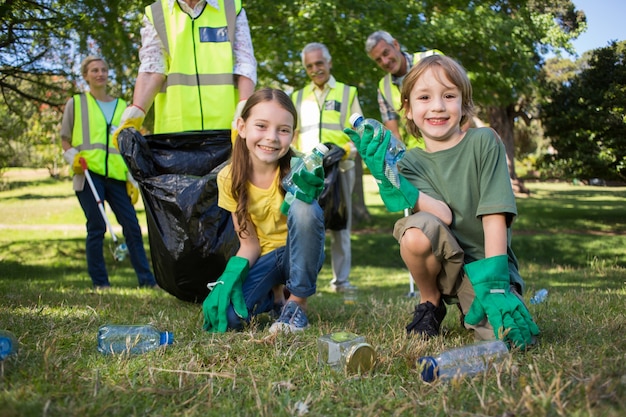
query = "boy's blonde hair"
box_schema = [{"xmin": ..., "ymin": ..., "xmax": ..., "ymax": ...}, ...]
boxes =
[
  {"xmin": 80, "ymin": 56, "xmax": 108, "ymax": 77},
  {"xmin": 400, "ymin": 55, "xmax": 474, "ymax": 138}
]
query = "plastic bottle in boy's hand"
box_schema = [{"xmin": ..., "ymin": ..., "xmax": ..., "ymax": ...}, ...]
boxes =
[
  {"xmin": 349, "ymin": 113, "xmax": 406, "ymax": 188},
  {"xmin": 97, "ymin": 324, "xmax": 174, "ymax": 355}
]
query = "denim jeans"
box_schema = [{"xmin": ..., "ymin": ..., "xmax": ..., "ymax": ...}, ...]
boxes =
[
  {"xmin": 76, "ymin": 173, "xmax": 156, "ymax": 287},
  {"xmin": 227, "ymin": 199, "xmax": 326, "ymax": 329}
]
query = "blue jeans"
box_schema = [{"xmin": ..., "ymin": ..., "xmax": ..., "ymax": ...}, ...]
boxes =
[
  {"xmin": 227, "ymin": 199, "xmax": 326, "ymax": 329},
  {"xmin": 76, "ymin": 173, "xmax": 156, "ymax": 287}
]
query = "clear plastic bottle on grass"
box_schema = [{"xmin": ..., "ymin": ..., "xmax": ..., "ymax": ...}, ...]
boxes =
[
  {"xmin": 349, "ymin": 113, "xmax": 406, "ymax": 188},
  {"xmin": 417, "ymin": 340, "xmax": 509, "ymax": 382},
  {"xmin": 97, "ymin": 324, "xmax": 174, "ymax": 355}
]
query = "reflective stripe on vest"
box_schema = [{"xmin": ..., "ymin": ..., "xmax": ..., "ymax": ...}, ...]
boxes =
[
  {"xmin": 293, "ymin": 83, "xmax": 355, "ymax": 152},
  {"xmin": 147, "ymin": 0, "xmax": 241, "ymax": 133},
  {"xmin": 72, "ymin": 93, "xmax": 127, "ymax": 181}
]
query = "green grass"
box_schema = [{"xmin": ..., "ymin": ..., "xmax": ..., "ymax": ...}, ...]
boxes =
[{"xmin": 1, "ymin": 169, "xmax": 625, "ymax": 416}]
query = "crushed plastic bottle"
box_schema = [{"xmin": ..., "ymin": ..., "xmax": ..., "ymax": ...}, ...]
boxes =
[
  {"xmin": 282, "ymin": 143, "xmax": 328, "ymax": 194},
  {"xmin": 530, "ymin": 288, "xmax": 548, "ymax": 305},
  {"xmin": 350, "ymin": 113, "xmax": 406, "ymax": 188}
]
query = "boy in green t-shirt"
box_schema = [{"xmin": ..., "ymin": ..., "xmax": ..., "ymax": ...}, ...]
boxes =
[{"xmin": 344, "ymin": 55, "xmax": 539, "ymax": 349}]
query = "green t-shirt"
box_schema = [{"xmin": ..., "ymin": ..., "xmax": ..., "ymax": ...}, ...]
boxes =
[{"xmin": 398, "ymin": 128, "xmax": 522, "ymax": 287}]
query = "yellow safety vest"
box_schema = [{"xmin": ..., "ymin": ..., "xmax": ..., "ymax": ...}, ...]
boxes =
[
  {"xmin": 378, "ymin": 49, "xmax": 443, "ymax": 149},
  {"xmin": 72, "ymin": 93, "xmax": 127, "ymax": 181},
  {"xmin": 146, "ymin": 0, "xmax": 241, "ymax": 133},
  {"xmin": 292, "ymin": 82, "xmax": 356, "ymax": 153}
]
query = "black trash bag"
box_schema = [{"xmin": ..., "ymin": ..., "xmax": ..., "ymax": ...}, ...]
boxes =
[
  {"xmin": 318, "ymin": 143, "xmax": 348, "ymax": 231},
  {"xmin": 118, "ymin": 129, "xmax": 239, "ymax": 303}
]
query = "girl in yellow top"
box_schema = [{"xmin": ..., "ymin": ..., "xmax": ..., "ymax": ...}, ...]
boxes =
[{"xmin": 203, "ymin": 88, "xmax": 326, "ymax": 333}]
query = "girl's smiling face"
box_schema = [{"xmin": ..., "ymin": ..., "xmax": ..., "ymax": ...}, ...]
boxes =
[
  {"xmin": 237, "ymin": 100, "xmax": 294, "ymax": 166},
  {"xmin": 406, "ymin": 66, "xmax": 464, "ymax": 147}
]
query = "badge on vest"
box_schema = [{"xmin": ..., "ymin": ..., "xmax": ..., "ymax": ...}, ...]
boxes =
[
  {"xmin": 324, "ymin": 100, "xmax": 341, "ymax": 112},
  {"xmin": 199, "ymin": 26, "xmax": 229, "ymax": 43}
]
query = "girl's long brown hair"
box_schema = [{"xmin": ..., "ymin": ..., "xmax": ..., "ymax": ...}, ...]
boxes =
[{"xmin": 230, "ymin": 88, "xmax": 297, "ymax": 238}]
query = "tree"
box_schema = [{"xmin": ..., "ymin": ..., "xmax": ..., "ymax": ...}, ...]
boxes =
[
  {"xmin": 539, "ymin": 41, "xmax": 626, "ymax": 182},
  {"xmin": 0, "ymin": 0, "xmax": 146, "ymax": 171},
  {"xmin": 1, "ymin": 1, "xmax": 588, "ymax": 193}
]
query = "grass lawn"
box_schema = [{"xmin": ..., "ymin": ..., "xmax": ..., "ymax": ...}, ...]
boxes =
[{"xmin": 1, "ymin": 169, "xmax": 625, "ymax": 416}]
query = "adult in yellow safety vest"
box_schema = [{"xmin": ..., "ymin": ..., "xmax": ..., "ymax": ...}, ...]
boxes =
[
  {"xmin": 365, "ymin": 30, "xmax": 443, "ymax": 149},
  {"xmin": 291, "ymin": 42, "xmax": 363, "ymax": 293},
  {"xmin": 60, "ymin": 56, "xmax": 158, "ymax": 290},
  {"xmin": 119, "ymin": 0, "xmax": 257, "ymax": 135}
]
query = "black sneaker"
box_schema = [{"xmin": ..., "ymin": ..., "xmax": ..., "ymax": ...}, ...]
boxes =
[{"xmin": 406, "ymin": 301, "xmax": 447, "ymax": 337}]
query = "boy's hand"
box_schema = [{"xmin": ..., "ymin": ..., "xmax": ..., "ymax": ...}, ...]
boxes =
[
  {"xmin": 344, "ymin": 125, "xmax": 418, "ymax": 212},
  {"xmin": 464, "ymin": 255, "xmax": 540, "ymax": 349}
]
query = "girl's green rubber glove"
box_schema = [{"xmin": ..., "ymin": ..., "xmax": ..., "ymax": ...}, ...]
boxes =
[
  {"xmin": 203, "ymin": 256, "xmax": 249, "ymax": 333},
  {"xmin": 464, "ymin": 255, "xmax": 540, "ymax": 349},
  {"xmin": 280, "ymin": 163, "xmax": 325, "ymax": 215}
]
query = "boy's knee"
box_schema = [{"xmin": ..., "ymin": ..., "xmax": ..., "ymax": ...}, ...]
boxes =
[{"xmin": 400, "ymin": 227, "xmax": 432, "ymax": 256}]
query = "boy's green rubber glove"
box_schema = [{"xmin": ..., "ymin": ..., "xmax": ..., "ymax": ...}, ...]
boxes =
[
  {"xmin": 344, "ymin": 124, "xmax": 418, "ymax": 212},
  {"xmin": 202, "ymin": 256, "xmax": 249, "ymax": 333},
  {"xmin": 464, "ymin": 255, "xmax": 540, "ymax": 349},
  {"xmin": 280, "ymin": 163, "xmax": 325, "ymax": 215}
]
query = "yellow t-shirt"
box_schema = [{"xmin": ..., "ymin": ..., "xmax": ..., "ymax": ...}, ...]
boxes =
[{"xmin": 217, "ymin": 164, "xmax": 287, "ymax": 256}]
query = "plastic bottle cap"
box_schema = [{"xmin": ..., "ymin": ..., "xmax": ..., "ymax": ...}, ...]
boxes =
[
  {"xmin": 349, "ymin": 113, "xmax": 364, "ymax": 127},
  {"xmin": 417, "ymin": 356, "xmax": 438, "ymax": 382},
  {"xmin": 315, "ymin": 143, "xmax": 329, "ymax": 155},
  {"xmin": 160, "ymin": 331, "xmax": 174, "ymax": 346}
]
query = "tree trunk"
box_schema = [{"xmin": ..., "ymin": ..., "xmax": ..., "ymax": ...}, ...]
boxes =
[
  {"xmin": 352, "ymin": 154, "xmax": 371, "ymax": 223},
  {"xmin": 487, "ymin": 105, "xmax": 530, "ymax": 195}
]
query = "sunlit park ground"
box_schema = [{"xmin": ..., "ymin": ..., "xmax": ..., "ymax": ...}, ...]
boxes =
[{"xmin": 0, "ymin": 168, "xmax": 625, "ymax": 416}]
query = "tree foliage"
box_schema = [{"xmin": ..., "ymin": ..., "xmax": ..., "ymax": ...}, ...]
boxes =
[
  {"xmin": 0, "ymin": 0, "xmax": 590, "ymax": 182},
  {"xmin": 539, "ymin": 42, "xmax": 626, "ymax": 181}
]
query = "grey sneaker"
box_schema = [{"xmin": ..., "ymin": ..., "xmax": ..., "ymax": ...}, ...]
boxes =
[
  {"xmin": 269, "ymin": 301, "xmax": 309, "ymax": 334},
  {"xmin": 329, "ymin": 282, "xmax": 357, "ymax": 293}
]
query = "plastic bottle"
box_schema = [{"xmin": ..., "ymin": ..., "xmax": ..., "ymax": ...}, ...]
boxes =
[
  {"xmin": 417, "ymin": 340, "xmax": 509, "ymax": 382},
  {"xmin": 282, "ymin": 143, "xmax": 329, "ymax": 202},
  {"xmin": 350, "ymin": 113, "xmax": 406, "ymax": 188},
  {"xmin": 0, "ymin": 330, "xmax": 18, "ymax": 360},
  {"xmin": 530, "ymin": 288, "xmax": 548, "ymax": 304},
  {"xmin": 97, "ymin": 324, "xmax": 174, "ymax": 355}
]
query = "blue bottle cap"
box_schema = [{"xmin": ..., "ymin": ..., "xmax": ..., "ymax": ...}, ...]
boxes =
[
  {"xmin": 0, "ymin": 336, "xmax": 15, "ymax": 360},
  {"xmin": 417, "ymin": 356, "xmax": 439, "ymax": 382},
  {"xmin": 160, "ymin": 331, "xmax": 174, "ymax": 346},
  {"xmin": 349, "ymin": 113, "xmax": 364, "ymax": 127}
]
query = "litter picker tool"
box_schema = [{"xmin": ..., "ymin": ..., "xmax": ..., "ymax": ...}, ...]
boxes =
[
  {"xmin": 404, "ymin": 208, "xmax": 417, "ymax": 298},
  {"xmin": 79, "ymin": 157, "xmax": 129, "ymax": 262}
]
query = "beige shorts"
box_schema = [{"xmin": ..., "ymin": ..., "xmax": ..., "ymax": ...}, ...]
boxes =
[{"xmin": 393, "ymin": 211, "xmax": 494, "ymax": 341}]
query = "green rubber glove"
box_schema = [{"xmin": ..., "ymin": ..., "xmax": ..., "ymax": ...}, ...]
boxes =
[
  {"xmin": 202, "ymin": 256, "xmax": 249, "ymax": 333},
  {"xmin": 464, "ymin": 255, "xmax": 540, "ymax": 349},
  {"xmin": 280, "ymin": 163, "xmax": 325, "ymax": 215},
  {"xmin": 292, "ymin": 165, "xmax": 324, "ymax": 203},
  {"xmin": 344, "ymin": 124, "xmax": 418, "ymax": 212}
]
